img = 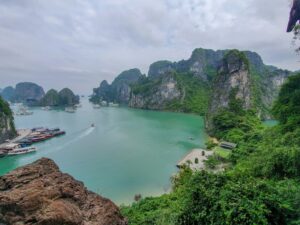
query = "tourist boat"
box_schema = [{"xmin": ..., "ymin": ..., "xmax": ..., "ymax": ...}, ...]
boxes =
[
  {"xmin": 65, "ymin": 107, "xmax": 76, "ymax": 113},
  {"xmin": 93, "ymin": 104, "xmax": 101, "ymax": 109},
  {"xmin": 109, "ymin": 102, "xmax": 119, "ymax": 107},
  {"xmin": 7, "ymin": 146, "xmax": 37, "ymax": 156},
  {"xmin": 51, "ymin": 130, "xmax": 66, "ymax": 137},
  {"xmin": 30, "ymin": 134, "xmax": 53, "ymax": 143},
  {"xmin": 17, "ymin": 138, "xmax": 33, "ymax": 145},
  {"xmin": 42, "ymin": 106, "xmax": 51, "ymax": 111},
  {"xmin": 101, "ymin": 101, "xmax": 108, "ymax": 106},
  {"xmin": 15, "ymin": 107, "xmax": 34, "ymax": 116}
]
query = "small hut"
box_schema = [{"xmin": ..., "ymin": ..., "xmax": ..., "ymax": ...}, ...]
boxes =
[{"xmin": 220, "ymin": 141, "xmax": 237, "ymax": 150}]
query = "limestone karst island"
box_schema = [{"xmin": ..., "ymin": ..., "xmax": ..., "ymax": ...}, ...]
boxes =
[{"xmin": 0, "ymin": 1, "xmax": 300, "ymax": 225}]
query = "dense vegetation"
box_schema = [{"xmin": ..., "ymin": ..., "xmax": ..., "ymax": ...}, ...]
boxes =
[
  {"xmin": 166, "ymin": 73, "xmax": 211, "ymax": 115},
  {"xmin": 0, "ymin": 96, "xmax": 16, "ymax": 139},
  {"xmin": 121, "ymin": 74, "xmax": 300, "ymax": 224},
  {"xmin": 39, "ymin": 88, "xmax": 79, "ymax": 107}
]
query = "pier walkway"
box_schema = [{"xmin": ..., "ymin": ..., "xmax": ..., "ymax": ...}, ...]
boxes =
[{"xmin": 0, "ymin": 129, "xmax": 31, "ymax": 148}]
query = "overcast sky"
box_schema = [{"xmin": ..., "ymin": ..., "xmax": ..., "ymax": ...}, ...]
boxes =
[{"xmin": 0, "ymin": 0, "xmax": 298, "ymax": 94}]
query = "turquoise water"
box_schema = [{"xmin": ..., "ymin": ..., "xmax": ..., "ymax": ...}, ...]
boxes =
[{"xmin": 0, "ymin": 99, "xmax": 207, "ymax": 204}]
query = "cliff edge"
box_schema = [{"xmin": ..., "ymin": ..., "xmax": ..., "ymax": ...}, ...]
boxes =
[{"xmin": 0, "ymin": 158, "xmax": 127, "ymax": 225}]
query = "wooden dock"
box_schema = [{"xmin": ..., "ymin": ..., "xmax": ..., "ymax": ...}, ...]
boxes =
[
  {"xmin": 0, "ymin": 129, "xmax": 31, "ymax": 148},
  {"xmin": 177, "ymin": 149, "xmax": 213, "ymax": 171}
]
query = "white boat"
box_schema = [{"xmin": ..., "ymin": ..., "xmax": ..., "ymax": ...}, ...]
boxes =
[
  {"xmin": 101, "ymin": 101, "xmax": 108, "ymax": 106},
  {"xmin": 75, "ymin": 104, "xmax": 82, "ymax": 108},
  {"xmin": 93, "ymin": 104, "xmax": 101, "ymax": 109},
  {"xmin": 7, "ymin": 146, "xmax": 37, "ymax": 156},
  {"xmin": 65, "ymin": 107, "xmax": 76, "ymax": 113},
  {"xmin": 15, "ymin": 106, "xmax": 33, "ymax": 116},
  {"xmin": 42, "ymin": 106, "xmax": 51, "ymax": 111},
  {"xmin": 109, "ymin": 102, "xmax": 119, "ymax": 107}
]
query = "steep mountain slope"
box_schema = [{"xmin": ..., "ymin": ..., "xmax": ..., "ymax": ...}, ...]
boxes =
[
  {"xmin": 0, "ymin": 86, "xmax": 15, "ymax": 102},
  {"xmin": 39, "ymin": 88, "xmax": 79, "ymax": 106},
  {"xmin": 1, "ymin": 82, "xmax": 45, "ymax": 105},
  {"xmin": 130, "ymin": 48, "xmax": 290, "ymax": 116},
  {"xmin": 0, "ymin": 96, "xmax": 16, "ymax": 143},
  {"xmin": 206, "ymin": 50, "xmax": 253, "ymax": 132},
  {"xmin": 91, "ymin": 68, "xmax": 142, "ymax": 104},
  {"xmin": 91, "ymin": 48, "xmax": 290, "ymax": 117}
]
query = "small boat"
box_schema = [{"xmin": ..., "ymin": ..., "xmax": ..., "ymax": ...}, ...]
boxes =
[
  {"xmin": 65, "ymin": 107, "xmax": 76, "ymax": 113},
  {"xmin": 30, "ymin": 134, "xmax": 53, "ymax": 143},
  {"xmin": 7, "ymin": 146, "xmax": 37, "ymax": 156},
  {"xmin": 109, "ymin": 102, "xmax": 119, "ymax": 107},
  {"xmin": 42, "ymin": 106, "xmax": 51, "ymax": 111},
  {"xmin": 75, "ymin": 104, "xmax": 82, "ymax": 108},
  {"xmin": 51, "ymin": 131, "xmax": 66, "ymax": 137},
  {"xmin": 93, "ymin": 104, "xmax": 101, "ymax": 109},
  {"xmin": 101, "ymin": 101, "xmax": 108, "ymax": 106},
  {"xmin": 15, "ymin": 106, "xmax": 34, "ymax": 116},
  {"xmin": 91, "ymin": 123, "xmax": 95, "ymax": 127}
]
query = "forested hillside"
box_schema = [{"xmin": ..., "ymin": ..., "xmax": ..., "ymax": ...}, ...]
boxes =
[{"xmin": 121, "ymin": 73, "xmax": 300, "ymax": 225}]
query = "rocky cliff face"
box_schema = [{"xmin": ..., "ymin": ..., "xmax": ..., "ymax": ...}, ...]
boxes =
[
  {"xmin": 130, "ymin": 48, "xmax": 291, "ymax": 115},
  {"xmin": 0, "ymin": 97, "xmax": 16, "ymax": 144},
  {"xmin": 129, "ymin": 73, "xmax": 182, "ymax": 110},
  {"xmin": 91, "ymin": 48, "xmax": 291, "ymax": 116},
  {"xmin": 91, "ymin": 68, "xmax": 142, "ymax": 104},
  {"xmin": 206, "ymin": 50, "xmax": 253, "ymax": 131},
  {"xmin": 1, "ymin": 82, "xmax": 45, "ymax": 105},
  {"xmin": 58, "ymin": 88, "xmax": 79, "ymax": 106},
  {"xmin": 14, "ymin": 82, "xmax": 45, "ymax": 102},
  {"xmin": 148, "ymin": 61, "xmax": 175, "ymax": 79},
  {"xmin": 0, "ymin": 158, "xmax": 127, "ymax": 225},
  {"xmin": 0, "ymin": 86, "xmax": 15, "ymax": 102},
  {"xmin": 39, "ymin": 89, "xmax": 60, "ymax": 106}
]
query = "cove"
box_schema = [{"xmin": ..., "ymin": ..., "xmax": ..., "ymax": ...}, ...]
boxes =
[{"xmin": 0, "ymin": 99, "xmax": 207, "ymax": 204}]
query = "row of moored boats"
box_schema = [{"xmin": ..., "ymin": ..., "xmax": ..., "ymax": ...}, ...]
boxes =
[{"xmin": 0, "ymin": 127, "xmax": 66, "ymax": 157}]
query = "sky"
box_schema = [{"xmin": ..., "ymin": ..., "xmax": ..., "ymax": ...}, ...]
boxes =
[{"xmin": 0, "ymin": 0, "xmax": 298, "ymax": 94}]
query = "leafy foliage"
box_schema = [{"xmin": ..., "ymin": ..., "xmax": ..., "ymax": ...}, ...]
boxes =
[
  {"xmin": 165, "ymin": 73, "xmax": 211, "ymax": 115},
  {"xmin": 122, "ymin": 73, "xmax": 300, "ymax": 225},
  {"xmin": 0, "ymin": 96, "xmax": 16, "ymax": 137}
]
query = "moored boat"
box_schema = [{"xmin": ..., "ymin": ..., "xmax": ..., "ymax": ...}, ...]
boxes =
[
  {"xmin": 7, "ymin": 146, "xmax": 37, "ymax": 156},
  {"xmin": 93, "ymin": 104, "xmax": 101, "ymax": 109},
  {"xmin": 65, "ymin": 107, "xmax": 76, "ymax": 113}
]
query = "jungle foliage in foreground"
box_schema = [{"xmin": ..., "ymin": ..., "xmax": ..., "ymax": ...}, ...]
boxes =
[{"xmin": 121, "ymin": 74, "xmax": 300, "ymax": 225}]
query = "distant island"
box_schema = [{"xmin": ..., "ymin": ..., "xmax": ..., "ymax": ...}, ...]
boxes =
[
  {"xmin": 91, "ymin": 48, "xmax": 291, "ymax": 118},
  {"xmin": 39, "ymin": 88, "xmax": 79, "ymax": 107},
  {"xmin": 1, "ymin": 82, "xmax": 44, "ymax": 105},
  {"xmin": 0, "ymin": 83, "xmax": 79, "ymax": 107}
]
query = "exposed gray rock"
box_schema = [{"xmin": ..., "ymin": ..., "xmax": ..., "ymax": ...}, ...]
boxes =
[
  {"xmin": 0, "ymin": 97, "xmax": 16, "ymax": 143},
  {"xmin": 14, "ymin": 82, "xmax": 45, "ymax": 103},
  {"xmin": 206, "ymin": 50, "xmax": 253, "ymax": 132},
  {"xmin": 91, "ymin": 68, "xmax": 142, "ymax": 104},
  {"xmin": 0, "ymin": 86, "xmax": 15, "ymax": 102},
  {"xmin": 148, "ymin": 60, "xmax": 175, "ymax": 79},
  {"xmin": 129, "ymin": 73, "xmax": 182, "ymax": 110}
]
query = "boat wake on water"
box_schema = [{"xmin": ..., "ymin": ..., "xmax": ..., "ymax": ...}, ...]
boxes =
[
  {"xmin": 77, "ymin": 127, "xmax": 95, "ymax": 139},
  {"xmin": 19, "ymin": 126, "xmax": 95, "ymax": 162}
]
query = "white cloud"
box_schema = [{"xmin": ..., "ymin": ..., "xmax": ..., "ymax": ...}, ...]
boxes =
[{"xmin": 0, "ymin": 0, "xmax": 298, "ymax": 93}]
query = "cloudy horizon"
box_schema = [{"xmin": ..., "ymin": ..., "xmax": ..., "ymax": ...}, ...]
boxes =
[{"xmin": 0, "ymin": 0, "xmax": 298, "ymax": 94}]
